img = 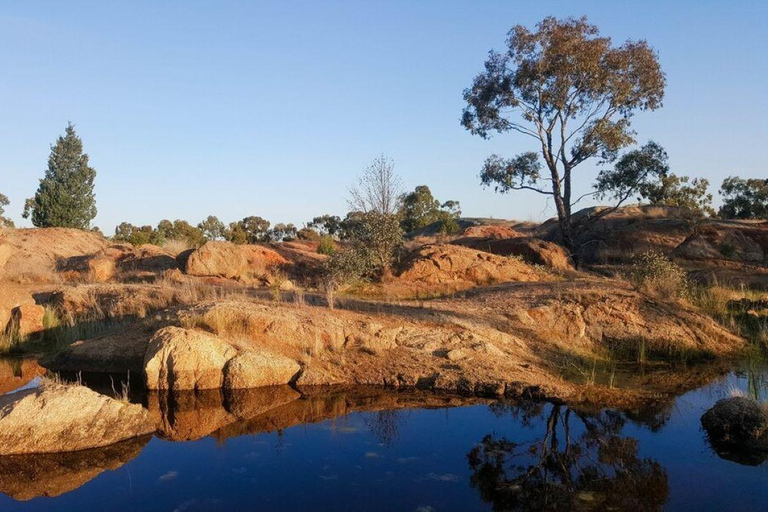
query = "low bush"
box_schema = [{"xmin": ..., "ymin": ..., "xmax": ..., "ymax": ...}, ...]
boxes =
[
  {"xmin": 626, "ymin": 251, "xmax": 690, "ymax": 299},
  {"xmin": 317, "ymin": 235, "xmax": 335, "ymax": 255}
]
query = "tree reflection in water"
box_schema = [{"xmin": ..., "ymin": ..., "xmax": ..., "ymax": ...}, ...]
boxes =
[{"xmin": 467, "ymin": 402, "xmax": 669, "ymax": 511}]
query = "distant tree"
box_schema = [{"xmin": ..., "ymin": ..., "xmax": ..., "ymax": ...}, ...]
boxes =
[
  {"xmin": 113, "ymin": 222, "xmax": 135, "ymax": 242},
  {"xmin": 399, "ymin": 185, "xmax": 440, "ymax": 232},
  {"xmin": 595, "ymin": 142, "xmax": 714, "ymax": 216},
  {"xmin": 113, "ymin": 223, "xmax": 156, "ymax": 246},
  {"xmin": 462, "ymin": 16, "xmax": 665, "ymax": 250},
  {"xmin": 349, "ymin": 154, "xmax": 403, "ymax": 215},
  {"xmin": 225, "ymin": 216, "xmax": 270, "ymax": 244},
  {"xmin": 198, "ymin": 215, "xmax": 226, "ymax": 240},
  {"xmin": 308, "ymin": 215, "xmax": 343, "ymax": 238},
  {"xmin": 225, "ymin": 221, "xmax": 248, "ymax": 245},
  {"xmin": 399, "ymin": 185, "xmax": 461, "ymax": 233},
  {"xmin": 169, "ymin": 220, "xmax": 205, "ymax": 246},
  {"xmin": 342, "ymin": 155, "xmax": 405, "ymax": 278},
  {"xmin": 296, "ymin": 226, "xmax": 321, "ymax": 241},
  {"xmin": 0, "ymin": 193, "xmax": 13, "ymax": 228},
  {"xmin": 719, "ymin": 177, "xmax": 768, "ymax": 219},
  {"xmin": 23, "ymin": 123, "xmax": 97, "ymax": 229},
  {"xmin": 640, "ymin": 174, "xmax": 714, "ymax": 216},
  {"xmin": 268, "ymin": 223, "xmax": 297, "ymax": 242},
  {"xmin": 335, "ymin": 211, "xmax": 402, "ymax": 280}
]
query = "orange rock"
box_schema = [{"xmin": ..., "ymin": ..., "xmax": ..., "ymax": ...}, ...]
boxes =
[{"xmin": 10, "ymin": 304, "xmax": 45, "ymax": 338}]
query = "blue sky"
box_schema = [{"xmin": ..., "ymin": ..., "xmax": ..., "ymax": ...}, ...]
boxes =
[{"xmin": 1, "ymin": 1, "xmax": 766, "ymax": 232}]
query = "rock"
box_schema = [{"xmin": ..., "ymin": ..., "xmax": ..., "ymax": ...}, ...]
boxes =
[
  {"xmin": 242, "ymin": 245, "xmax": 289, "ymax": 280},
  {"xmin": 223, "ymin": 350, "xmax": 301, "ymax": 389},
  {"xmin": 0, "ymin": 286, "xmax": 36, "ymax": 336},
  {"xmin": 452, "ymin": 236, "xmax": 573, "ymax": 270},
  {"xmin": 144, "ymin": 326, "xmax": 237, "ymax": 390},
  {"xmin": 0, "ymin": 242, "xmax": 13, "ymax": 271},
  {"xmin": 398, "ymin": 244, "xmax": 547, "ymax": 285},
  {"xmin": 446, "ymin": 348, "xmax": 469, "ymax": 361},
  {"xmin": 701, "ymin": 396, "xmax": 768, "ymax": 445},
  {"xmin": 674, "ymin": 225, "xmax": 765, "ymax": 262},
  {"xmin": 118, "ymin": 244, "xmax": 179, "ymax": 274},
  {"xmin": 9, "ymin": 304, "xmax": 45, "ymax": 338},
  {"xmin": 0, "ymin": 383, "xmax": 153, "ymax": 455},
  {"xmin": 184, "ymin": 241, "xmax": 248, "ymax": 279},
  {"xmin": 461, "ymin": 225, "xmax": 523, "ymax": 239}
]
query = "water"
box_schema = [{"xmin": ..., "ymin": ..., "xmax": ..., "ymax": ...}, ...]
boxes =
[{"xmin": 1, "ymin": 363, "xmax": 768, "ymax": 511}]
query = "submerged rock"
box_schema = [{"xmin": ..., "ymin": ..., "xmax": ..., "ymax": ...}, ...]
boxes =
[{"xmin": 0, "ymin": 383, "xmax": 153, "ymax": 455}]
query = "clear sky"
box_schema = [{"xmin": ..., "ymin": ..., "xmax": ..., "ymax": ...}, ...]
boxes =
[{"xmin": 1, "ymin": 1, "xmax": 766, "ymax": 232}]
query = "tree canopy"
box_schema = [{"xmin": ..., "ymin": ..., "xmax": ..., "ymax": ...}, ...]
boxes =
[
  {"xmin": 463, "ymin": 16, "xmax": 665, "ymax": 249},
  {"xmin": 594, "ymin": 141, "xmax": 714, "ymax": 216},
  {"xmin": 719, "ymin": 177, "xmax": 768, "ymax": 219},
  {"xmin": 23, "ymin": 123, "xmax": 98, "ymax": 229},
  {"xmin": 0, "ymin": 193, "xmax": 13, "ymax": 228},
  {"xmin": 399, "ymin": 185, "xmax": 461, "ymax": 234}
]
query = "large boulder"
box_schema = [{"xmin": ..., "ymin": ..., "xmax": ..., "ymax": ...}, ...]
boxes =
[
  {"xmin": 452, "ymin": 236, "xmax": 573, "ymax": 270},
  {"xmin": 223, "ymin": 350, "xmax": 300, "ymax": 389},
  {"xmin": 144, "ymin": 326, "xmax": 237, "ymax": 390},
  {"xmin": 184, "ymin": 241, "xmax": 248, "ymax": 279},
  {"xmin": 0, "ymin": 228, "xmax": 110, "ymax": 283},
  {"xmin": 398, "ymin": 244, "xmax": 546, "ymax": 285},
  {"xmin": 0, "ymin": 383, "xmax": 153, "ymax": 455}
]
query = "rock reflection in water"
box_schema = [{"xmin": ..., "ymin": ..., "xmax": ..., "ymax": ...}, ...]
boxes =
[
  {"xmin": 211, "ymin": 387, "xmax": 492, "ymax": 442},
  {"xmin": 0, "ymin": 436, "xmax": 150, "ymax": 501},
  {"xmin": 0, "ymin": 358, "xmax": 44, "ymax": 395},
  {"xmin": 146, "ymin": 386, "xmax": 300, "ymax": 441},
  {"xmin": 468, "ymin": 401, "xmax": 670, "ymax": 511}
]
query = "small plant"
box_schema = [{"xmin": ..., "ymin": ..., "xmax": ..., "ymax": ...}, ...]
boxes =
[
  {"xmin": 718, "ymin": 242, "xmax": 736, "ymax": 259},
  {"xmin": 626, "ymin": 251, "xmax": 690, "ymax": 299},
  {"xmin": 317, "ymin": 235, "xmax": 335, "ymax": 255}
]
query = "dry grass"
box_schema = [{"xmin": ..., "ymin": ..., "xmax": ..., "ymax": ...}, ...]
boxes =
[
  {"xmin": 689, "ymin": 282, "xmax": 768, "ymax": 348},
  {"xmin": 161, "ymin": 239, "xmax": 192, "ymax": 256}
]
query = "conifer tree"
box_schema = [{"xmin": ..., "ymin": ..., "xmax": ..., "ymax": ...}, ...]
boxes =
[{"xmin": 23, "ymin": 123, "xmax": 97, "ymax": 229}]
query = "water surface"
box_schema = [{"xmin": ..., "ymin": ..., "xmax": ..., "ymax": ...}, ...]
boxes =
[{"xmin": 1, "ymin": 360, "xmax": 768, "ymax": 511}]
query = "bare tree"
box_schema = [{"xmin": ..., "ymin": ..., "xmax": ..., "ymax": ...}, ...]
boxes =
[{"xmin": 349, "ymin": 154, "xmax": 403, "ymax": 214}]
